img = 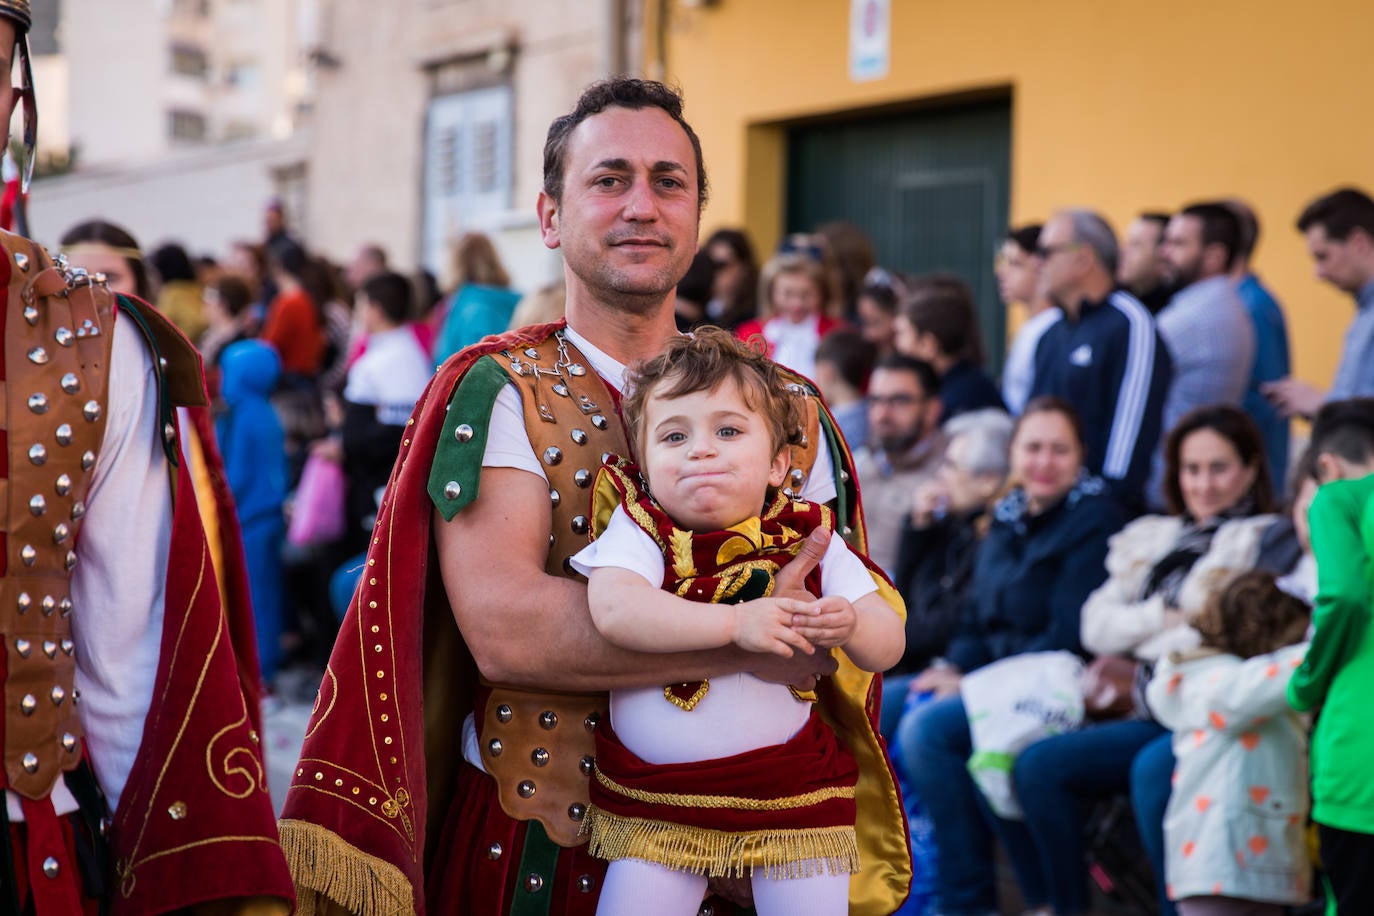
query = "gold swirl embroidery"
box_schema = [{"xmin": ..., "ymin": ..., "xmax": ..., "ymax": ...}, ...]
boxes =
[
  {"xmin": 304, "ymin": 666, "xmax": 338, "ymax": 740},
  {"xmin": 207, "ymin": 712, "xmax": 267, "ymax": 798}
]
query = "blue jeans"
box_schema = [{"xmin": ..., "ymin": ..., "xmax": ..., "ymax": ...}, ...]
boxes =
[
  {"xmin": 1130, "ymin": 732, "xmax": 1177, "ymax": 916},
  {"xmin": 897, "ymin": 695, "xmax": 1048, "ymax": 915},
  {"xmin": 1011, "ymin": 718, "xmax": 1167, "ymax": 915},
  {"xmin": 880, "ymin": 672, "xmax": 915, "ymax": 741}
]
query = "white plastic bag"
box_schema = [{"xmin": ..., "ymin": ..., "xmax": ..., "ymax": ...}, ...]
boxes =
[{"xmin": 959, "ymin": 651, "xmax": 1085, "ymax": 819}]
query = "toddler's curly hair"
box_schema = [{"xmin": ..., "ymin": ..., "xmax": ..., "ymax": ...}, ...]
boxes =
[
  {"xmin": 622, "ymin": 326, "xmax": 803, "ymax": 460},
  {"xmin": 1193, "ymin": 569, "xmax": 1310, "ymax": 659}
]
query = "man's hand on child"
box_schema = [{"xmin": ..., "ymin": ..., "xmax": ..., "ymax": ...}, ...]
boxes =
[
  {"xmin": 772, "ymin": 527, "xmax": 830, "ymax": 602},
  {"xmin": 732, "ymin": 598, "xmax": 817, "ymax": 658},
  {"xmin": 789, "ymin": 595, "xmax": 858, "ymax": 649}
]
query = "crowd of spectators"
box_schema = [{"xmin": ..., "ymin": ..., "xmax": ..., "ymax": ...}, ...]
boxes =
[{"xmin": 49, "ymin": 181, "xmax": 1374, "ymax": 916}]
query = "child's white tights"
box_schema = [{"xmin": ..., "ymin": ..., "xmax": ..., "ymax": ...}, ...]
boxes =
[{"xmin": 595, "ymin": 857, "xmax": 849, "ymax": 916}]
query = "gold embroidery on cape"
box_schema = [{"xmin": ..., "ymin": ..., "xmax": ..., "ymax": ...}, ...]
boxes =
[
  {"xmin": 208, "ymin": 711, "xmax": 268, "ymax": 798},
  {"xmin": 303, "ymin": 666, "xmax": 338, "ymax": 740}
]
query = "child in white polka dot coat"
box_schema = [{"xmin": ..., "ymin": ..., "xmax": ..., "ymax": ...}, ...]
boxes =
[{"xmin": 1145, "ymin": 569, "xmax": 1313, "ymax": 916}]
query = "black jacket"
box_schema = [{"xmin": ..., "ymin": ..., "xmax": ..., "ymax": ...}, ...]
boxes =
[{"xmin": 945, "ymin": 476, "xmax": 1126, "ymax": 673}]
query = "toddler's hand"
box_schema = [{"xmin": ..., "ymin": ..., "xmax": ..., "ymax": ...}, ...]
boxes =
[
  {"xmin": 789, "ymin": 595, "xmax": 857, "ymax": 649},
  {"xmin": 733, "ymin": 598, "xmax": 816, "ymax": 658}
]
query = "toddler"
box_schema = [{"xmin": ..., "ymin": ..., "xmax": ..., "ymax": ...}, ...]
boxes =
[
  {"xmin": 1146, "ymin": 569, "xmax": 1312, "ymax": 916},
  {"xmin": 571, "ymin": 327, "xmax": 903, "ymax": 916}
]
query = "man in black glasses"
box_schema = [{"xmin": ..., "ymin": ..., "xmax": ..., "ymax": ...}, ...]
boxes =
[
  {"xmin": 0, "ymin": 7, "xmax": 294, "ymax": 913},
  {"xmin": 1030, "ymin": 208, "xmax": 1173, "ymax": 514}
]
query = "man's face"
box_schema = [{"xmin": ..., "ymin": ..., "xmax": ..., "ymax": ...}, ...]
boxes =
[
  {"xmin": 867, "ymin": 367, "xmax": 936, "ymax": 455},
  {"xmin": 1305, "ymin": 224, "xmax": 1371, "ymax": 294},
  {"xmin": 537, "ymin": 106, "xmax": 700, "ymax": 316},
  {"xmin": 1034, "ymin": 215, "xmax": 1083, "ymax": 306},
  {"xmin": 1118, "ymin": 218, "xmax": 1166, "ymax": 292},
  {"xmin": 1161, "ymin": 214, "xmax": 1211, "ymax": 288}
]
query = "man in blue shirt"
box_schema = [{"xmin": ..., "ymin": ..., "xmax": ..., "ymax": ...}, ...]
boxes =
[
  {"xmin": 1030, "ymin": 209, "xmax": 1172, "ymax": 512},
  {"xmin": 1226, "ymin": 199, "xmax": 1291, "ymax": 496},
  {"xmin": 1264, "ymin": 187, "xmax": 1374, "ymax": 420}
]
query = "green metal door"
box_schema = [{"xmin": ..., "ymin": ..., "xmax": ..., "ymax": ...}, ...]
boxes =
[{"xmin": 787, "ymin": 99, "xmax": 1012, "ymax": 369}]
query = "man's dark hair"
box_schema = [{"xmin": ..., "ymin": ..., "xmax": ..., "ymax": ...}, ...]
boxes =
[
  {"xmin": 1180, "ymin": 202, "xmax": 1243, "ymax": 272},
  {"xmin": 1005, "ymin": 224, "xmax": 1042, "ymax": 257},
  {"xmin": 872, "ymin": 352, "xmax": 940, "ymax": 398},
  {"xmin": 361, "ymin": 271, "xmax": 414, "ymax": 326},
  {"xmin": 1139, "ymin": 211, "xmax": 1172, "ymax": 231},
  {"xmin": 1310, "ymin": 398, "xmax": 1374, "ymax": 467},
  {"xmin": 543, "ymin": 79, "xmax": 708, "ymax": 212},
  {"xmin": 1297, "ymin": 187, "xmax": 1374, "ymax": 242},
  {"xmin": 815, "ymin": 329, "xmax": 877, "ymax": 392},
  {"xmin": 1224, "ymin": 200, "xmax": 1260, "ymax": 260}
]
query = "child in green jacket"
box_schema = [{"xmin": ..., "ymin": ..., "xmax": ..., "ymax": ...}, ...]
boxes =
[{"xmin": 1289, "ymin": 398, "xmax": 1374, "ymax": 914}]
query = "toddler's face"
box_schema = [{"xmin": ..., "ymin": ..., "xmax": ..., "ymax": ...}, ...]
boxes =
[
  {"xmin": 771, "ymin": 272, "xmax": 823, "ymax": 324},
  {"xmin": 639, "ymin": 377, "xmax": 790, "ymax": 531}
]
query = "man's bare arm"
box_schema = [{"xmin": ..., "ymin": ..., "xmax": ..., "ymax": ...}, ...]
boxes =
[{"xmin": 434, "ymin": 466, "xmax": 834, "ymax": 691}]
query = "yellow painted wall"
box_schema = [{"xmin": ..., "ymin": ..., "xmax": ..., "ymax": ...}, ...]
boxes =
[{"xmin": 654, "ymin": 0, "xmax": 1373, "ymax": 388}]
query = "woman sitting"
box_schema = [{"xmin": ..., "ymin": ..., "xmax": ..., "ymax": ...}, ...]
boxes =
[
  {"xmin": 1007, "ymin": 404, "xmax": 1279, "ymax": 916},
  {"xmin": 895, "ymin": 396, "xmax": 1126, "ymax": 916}
]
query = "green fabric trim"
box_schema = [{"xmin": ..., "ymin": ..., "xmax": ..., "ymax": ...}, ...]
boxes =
[
  {"xmin": 428, "ymin": 355, "xmax": 509, "ymax": 520},
  {"xmin": 967, "ymin": 750, "xmax": 1016, "ymax": 774},
  {"xmin": 509, "ymin": 820, "xmax": 559, "ymax": 916}
]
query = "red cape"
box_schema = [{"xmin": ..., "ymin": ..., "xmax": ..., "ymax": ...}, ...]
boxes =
[{"xmin": 106, "ymin": 302, "xmax": 293, "ymax": 915}]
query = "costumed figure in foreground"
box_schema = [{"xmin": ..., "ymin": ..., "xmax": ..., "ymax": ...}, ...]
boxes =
[
  {"xmin": 0, "ymin": 6, "xmax": 292, "ymax": 911},
  {"xmin": 570, "ymin": 328, "xmax": 904, "ymax": 915},
  {"xmin": 279, "ymin": 78, "xmax": 911, "ymax": 915}
]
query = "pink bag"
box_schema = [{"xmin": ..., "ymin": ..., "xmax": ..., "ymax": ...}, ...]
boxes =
[{"xmin": 287, "ymin": 453, "xmax": 346, "ymax": 546}]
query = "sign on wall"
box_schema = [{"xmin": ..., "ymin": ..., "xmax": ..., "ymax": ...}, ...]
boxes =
[{"xmin": 849, "ymin": 0, "xmax": 889, "ymax": 82}]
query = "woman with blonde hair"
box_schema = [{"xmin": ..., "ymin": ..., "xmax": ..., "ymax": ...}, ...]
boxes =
[{"xmin": 433, "ymin": 231, "xmax": 520, "ymax": 364}]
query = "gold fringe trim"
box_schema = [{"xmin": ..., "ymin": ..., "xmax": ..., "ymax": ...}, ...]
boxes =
[
  {"xmin": 278, "ymin": 819, "xmax": 413, "ymax": 916},
  {"xmin": 595, "ymin": 769, "xmax": 854, "ymax": 811},
  {"xmin": 583, "ymin": 807, "xmax": 860, "ymax": 879}
]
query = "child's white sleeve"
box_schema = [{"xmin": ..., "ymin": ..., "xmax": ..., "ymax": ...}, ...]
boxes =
[
  {"xmin": 567, "ymin": 505, "xmax": 666, "ymax": 587},
  {"xmin": 818, "ymin": 536, "xmax": 879, "ymax": 604}
]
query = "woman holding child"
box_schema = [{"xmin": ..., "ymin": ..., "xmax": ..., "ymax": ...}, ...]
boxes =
[{"xmin": 1008, "ymin": 405, "xmax": 1279, "ymax": 916}]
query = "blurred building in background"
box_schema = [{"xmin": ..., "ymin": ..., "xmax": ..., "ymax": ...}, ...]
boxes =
[
  {"xmin": 29, "ymin": 0, "xmax": 317, "ymax": 256},
  {"xmin": 652, "ymin": 0, "xmax": 1366, "ymax": 388},
  {"xmin": 303, "ymin": 0, "xmax": 642, "ymax": 291}
]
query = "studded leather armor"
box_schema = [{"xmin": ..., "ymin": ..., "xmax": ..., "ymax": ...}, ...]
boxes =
[
  {"xmin": 473, "ymin": 330, "xmax": 827, "ymax": 847},
  {"xmin": 0, "ymin": 236, "xmax": 115, "ymax": 800}
]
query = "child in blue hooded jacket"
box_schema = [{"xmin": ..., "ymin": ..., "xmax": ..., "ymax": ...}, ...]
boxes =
[{"xmin": 217, "ymin": 339, "xmax": 288, "ymax": 685}]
